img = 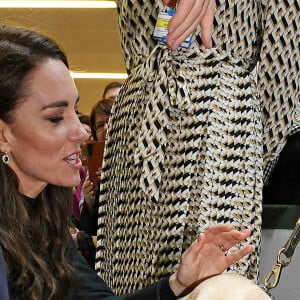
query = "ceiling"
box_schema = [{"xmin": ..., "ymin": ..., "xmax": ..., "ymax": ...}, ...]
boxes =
[{"xmin": 0, "ymin": 6, "xmax": 126, "ymax": 115}]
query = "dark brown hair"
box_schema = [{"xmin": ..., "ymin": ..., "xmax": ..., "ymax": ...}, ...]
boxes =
[
  {"xmin": 0, "ymin": 25, "xmax": 77, "ymax": 299},
  {"xmin": 102, "ymin": 81, "xmax": 122, "ymax": 98},
  {"xmin": 90, "ymin": 99, "xmax": 114, "ymax": 141},
  {"xmin": 78, "ymin": 114, "xmax": 90, "ymax": 127}
]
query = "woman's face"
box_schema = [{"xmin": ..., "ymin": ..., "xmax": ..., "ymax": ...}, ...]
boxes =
[
  {"xmin": 94, "ymin": 113, "xmax": 109, "ymax": 141},
  {"xmin": 2, "ymin": 58, "xmax": 88, "ymax": 197},
  {"xmin": 103, "ymin": 87, "xmax": 120, "ymax": 101}
]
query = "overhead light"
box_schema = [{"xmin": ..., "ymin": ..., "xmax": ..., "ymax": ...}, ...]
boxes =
[
  {"xmin": 0, "ymin": 1, "xmax": 117, "ymax": 9},
  {"xmin": 71, "ymin": 72, "xmax": 128, "ymax": 79}
]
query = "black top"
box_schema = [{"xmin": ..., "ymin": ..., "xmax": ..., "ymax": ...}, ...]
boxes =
[
  {"xmin": 70, "ymin": 240, "xmax": 175, "ymax": 299},
  {"xmin": 0, "ymin": 246, "xmax": 9, "ymax": 300},
  {"xmin": 80, "ymin": 184, "xmax": 99, "ymax": 236},
  {"xmin": 4, "ymin": 195, "xmax": 176, "ymax": 300}
]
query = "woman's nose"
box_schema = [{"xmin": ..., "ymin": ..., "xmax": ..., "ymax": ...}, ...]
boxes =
[
  {"xmin": 70, "ymin": 116, "xmax": 89, "ymax": 142},
  {"xmin": 79, "ymin": 123, "xmax": 89, "ymax": 142}
]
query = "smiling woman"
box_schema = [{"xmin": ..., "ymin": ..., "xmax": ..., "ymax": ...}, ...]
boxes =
[
  {"xmin": 0, "ymin": 24, "xmax": 88, "ymax": 299},
  {"xmin": 6, "ymin": 59, "xmax": 87, "ymax": 197}
]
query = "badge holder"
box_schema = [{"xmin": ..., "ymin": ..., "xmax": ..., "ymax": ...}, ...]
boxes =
[{"xmin": 153, "ymin": 8, "xmax": 193, "ymax": 48}]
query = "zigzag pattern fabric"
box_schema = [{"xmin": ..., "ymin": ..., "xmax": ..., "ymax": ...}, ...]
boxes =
[{"xmin": 96, "ymin": 0, "xmax": 299, "ymax": 295}]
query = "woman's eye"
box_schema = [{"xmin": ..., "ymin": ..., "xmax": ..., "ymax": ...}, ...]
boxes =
[{"xmin": 48, "ymin": 116, "xmax": 64, "ymax": 123}]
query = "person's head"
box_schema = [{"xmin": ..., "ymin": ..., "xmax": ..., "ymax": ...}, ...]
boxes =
[
  {"xmin": 185, "ymin": 274, "xmax": 271, "ymax": 300},
  {"xmin": 0, "ymin": 25, "xmax": 88, "ymax": 195},
  {"xmin": 0, "ymin": 25, "xmax": 87, "ymax": 298},
  {"xmin": 102, "ymin": 81, "xmax": 122, "ymax": 100},
  {"xmin": 90, "ymin": 98, "xmax": 114, "ymax": 141}
]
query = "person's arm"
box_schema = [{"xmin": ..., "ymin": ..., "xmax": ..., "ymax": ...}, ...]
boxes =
[
  {"xmin": 81, "ymin": 176, "xmax": 95, "ymax": 215},
  {"xmin": 163, "ymin": 0, "xmax": 216, "ymax": 50},
  {"xmin": 80, "ymin": 183, "xmax": 99, "ymax": 235},
  {"xmin": 69, "ymin": 236, "xmax": 119, "ymax": 300},
  {"xmin": 124, "ymin": 276, "xmax": 176, "ymax": 300},
  {"xmin": 70, "ymin": 239, "xmax": 174, "ymax": 300},
  {"xmin": 72, "ymin": 224, "xmax": 252, "ymax": 299}
]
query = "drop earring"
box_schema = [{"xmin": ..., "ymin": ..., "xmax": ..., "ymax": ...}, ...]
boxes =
[{"xmin": 2, "ymin": 153, "xmax": 9, "ymax": 164}]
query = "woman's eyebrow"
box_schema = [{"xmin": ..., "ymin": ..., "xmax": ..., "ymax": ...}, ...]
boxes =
[{"xmin": 42, "ymin": 100, "xmax": 68, "ymax": 110}]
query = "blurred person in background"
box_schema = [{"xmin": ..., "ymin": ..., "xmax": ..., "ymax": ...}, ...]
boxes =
[
  {"xmin": 102, "ymin": 81, "xmax": 122, "ymax": 101},
  {"xmin": 80, "ymin": 99, "xmax": 114, "ymax": 237}
]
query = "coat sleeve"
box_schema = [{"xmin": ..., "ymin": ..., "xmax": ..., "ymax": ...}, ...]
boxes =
[
  {"xmin": 70, "ymin": 239, "xmax": 122, "ymax": 300},
  {"xmin": 69, "ymin": 240, "xmax": 176, "ymax": 300},
  {"xmin": 124, "ymin": 277, "xmax": 176, "ymax": 300},
  {"xmin": 0, "ymin": 246, "xmax": 9, "ymax": 300}
]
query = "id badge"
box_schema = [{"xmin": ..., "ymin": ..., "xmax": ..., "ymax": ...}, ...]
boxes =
[{"xmin": 153, "ymin": 9, "xmax": 192, "ymax": 48}]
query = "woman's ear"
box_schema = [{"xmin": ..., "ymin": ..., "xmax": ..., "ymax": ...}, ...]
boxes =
[{"xmin": 0, "ymin": 119, "xmax": 12, "ymax": 153}]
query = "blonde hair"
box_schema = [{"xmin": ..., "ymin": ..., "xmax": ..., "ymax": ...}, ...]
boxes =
[{"xmin": 183, "ymin": 274, "xmax": 271, "ymax": 300}]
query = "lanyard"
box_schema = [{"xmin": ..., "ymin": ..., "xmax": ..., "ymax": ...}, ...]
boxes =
[{"xmin": 264, "ymin": 217, "xmax": 300, "ymax": 290}]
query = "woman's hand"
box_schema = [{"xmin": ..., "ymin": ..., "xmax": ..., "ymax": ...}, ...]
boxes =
[
  {"xmin": 83, "ymin": 177, "xmax": 94, "ymax": 199},
  {"xmin": 163, "ymin": 0, "xmax": 215, "ymax": 50},
  {"xmin": 95, "ymin": 166, "xmax": 102, "ymax": 181},
  {"xmin": 82, "ymin": 177, "xmax": 94, "ymax": 214},
  {"xmin": 169, "ymin": 224, "xmax": 253, "ymax": 296},
  {"xmin": 69, "ymin": 226, "xmax": 80, "ymax": 248}
]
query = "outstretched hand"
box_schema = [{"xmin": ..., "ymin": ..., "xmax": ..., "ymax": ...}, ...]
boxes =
[
  {"xmin": 163, "ymin": 0, "xmax": 215, "ymax": 50},
  {"xmin": 169, "ymin": 224, "xmax": 253, "ymax": 296}
]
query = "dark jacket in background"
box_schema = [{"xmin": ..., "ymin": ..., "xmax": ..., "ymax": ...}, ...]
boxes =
[{"xmin": 0, "ymin": 246, "xmax": 9, "ymax": 300}]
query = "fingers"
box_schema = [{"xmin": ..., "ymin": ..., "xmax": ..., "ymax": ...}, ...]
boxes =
[
  {"xmin": 218, "ymin": 229, "xmax": 251, "ymax": 251},
  {"xmin": 203, "ymin": 224, "xmax": 234, "ymax": 241},
  {"xmin": 166, "ymin": 0, "xmax": 202, "ymax": 50},
  {"xmin": 168, "ymin": 0, "xmax": 201, "ymax": 33},
  {"xmin": 182, "ymin": 225, "xmax": 252, "ymax": 263},
  {"xmin": 165, "ymin": 0, "xmax": 214, "ymax": 50},
  {"xmin": 203, "ymin": 225, "xmax": 252, "ymax": 260},
  {"xmin": 206, "ymin": 224, "xmax": 234, "ymax": 233},
  {"xmin": 83, "ymin": 178, "xmax": 93, "ymax": 189},
  {"xmin": 182, "ymin": 225, "xmax": 245, "ymax": 260},
  {"xmin": 83, "ymin": 179, "xmax": 94, "ymax": 199},
  {"xmin": 199, "ymin": 0, "xmax": 215, "ymax": 48},
  {"xmin": 69, "ymin": 226, "xmax": 79, "ymax": 235},
  {"xmin": 179, "ymin": 233, "xmax": 204, "ymax": 264},
  {"xmin": 225, "ymin": 245, "xmax": 253, "ymax": 266}
]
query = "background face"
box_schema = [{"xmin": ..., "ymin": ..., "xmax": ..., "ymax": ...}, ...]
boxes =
[
  {"xmin": 103, "ymin": 87, "xmax": 121, "ymax": 100},
  {"xmin": 94, "ymin": 113, "xmax": 109, "ymax": 142}
]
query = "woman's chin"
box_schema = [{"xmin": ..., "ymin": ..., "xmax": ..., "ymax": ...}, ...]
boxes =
[{"xmin": 59, "ymin": 175, "xmax": 81, "ymax": 188}]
